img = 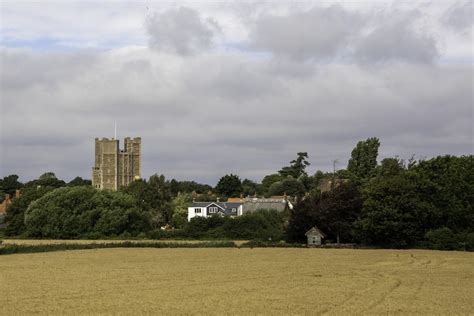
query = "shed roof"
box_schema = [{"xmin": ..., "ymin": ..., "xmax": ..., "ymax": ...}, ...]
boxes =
[{"xmin": 305, "ymin": 226, "xmax": 326, "ymax": 238}]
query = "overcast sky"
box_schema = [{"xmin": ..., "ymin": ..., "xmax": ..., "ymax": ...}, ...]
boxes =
[{"xmin": 0, "ymin": 1, "xmax": 472, "ymax": 185}]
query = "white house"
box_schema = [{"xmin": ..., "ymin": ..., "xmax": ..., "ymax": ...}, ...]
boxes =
[{"xmin": 187, "ymin": 202, "xmax": 243, "ymax": 221}]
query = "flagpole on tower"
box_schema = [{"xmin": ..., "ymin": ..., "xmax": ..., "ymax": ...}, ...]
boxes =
[{"xmin": 114, "ymin": 121, "xmax": 117, "ymax": 139}]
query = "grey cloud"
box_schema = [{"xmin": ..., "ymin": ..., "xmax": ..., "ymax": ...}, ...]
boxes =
[
  {"xmin": 442, "ymin": 1, "xmax": 473, "ymax": 30},
  {"xmin": 353, "ymin": 16, "xmax": 439, "ymax": 63},
  {"xmin": 249, "ymin": 5, "xmax": 362, "ymax": 60},
  {"xmin": 1, "ymin": 44, "xmax": 471, "ymax": 184},
  {"xmin": 145, "ymin": 6, "xmax": 220, "ymax": 55}
]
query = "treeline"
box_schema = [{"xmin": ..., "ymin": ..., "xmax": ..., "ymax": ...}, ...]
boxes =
[{"xmin": 1, "ymin": 137, "xmax": 472, "ymax": 250}]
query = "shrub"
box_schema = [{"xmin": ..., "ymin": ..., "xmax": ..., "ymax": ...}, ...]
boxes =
[{"xmin": 425, "ymin": 227, "xmax": 459, "ymax": 250}]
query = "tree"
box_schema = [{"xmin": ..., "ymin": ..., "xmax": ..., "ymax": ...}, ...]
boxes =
[
  {"xmin": 354, "ymin": 169, "xmax": 437, "ymax": 247},
  {"xmin": 68, "ymin": 177, "xmax": 92, "ymax": 187},
  {"xmin": 286, "ymin": 183, "xmax": 362, "ymax": 244},
  {"xmin": 124, "ymin": 174, "xmax": 173, "ymax": 227},
  {"xmin": 0, "ymin": 174, "xmax": 23, "ymax": 198},
  {"xmin": 25, "ymin": 172, "xmax": 66, "ymax": 188},
  {"xmin": 286, "ymin": 193, "xmax": 320, "ymax": 243},
  {"xmin": 347, "ymin": 137, "xmax": 380, "ymax": 179},
  {"xmin": 242, "ymin": 179, "xmax": 260, "ymax": 196},
  {"xmin": 170, "ymin": 193, "xmax": 192, "ymax": 228},
  {"xmin": 5, "ymin": 186, "xmax": 55, "ymax": 236},
  {"xmin": 317, "ymin": 182, "xmax": 362, "ymax": 244},
  {"xmin": 261, "ymin": 174, "xmax": 283, "ymax": 197},
  {"xmin": 169, "ymin": 179, "xmax": 213, "ymax": 196},
  {"xmin": 268, "ymin": 178, "xmax": 306, "ymax": 197},
  {"xmin": 215, "ymin": 174, "xmax": 242, "ymax": 198},
  {"xmin": 23, "ymin": 186, "xmax": 151, "ymax": 238},
  {"xmin": 279, "ymin": 152, "xmax": 310, "ymax": 178}
]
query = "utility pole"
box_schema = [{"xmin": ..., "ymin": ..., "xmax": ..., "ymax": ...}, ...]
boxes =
[{"xmin": 331, "ymin": 159, "xmax": 338, "ymax": 190}]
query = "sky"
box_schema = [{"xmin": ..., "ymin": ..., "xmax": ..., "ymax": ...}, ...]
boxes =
[{"xmin": 0, "ymin": 0, "xmax": 472, "ymax": 185}]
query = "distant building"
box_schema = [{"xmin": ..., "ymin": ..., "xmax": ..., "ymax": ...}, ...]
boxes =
[
  {"xmin": 188, "ymin": 202, "xmax": 243, "ymax": 221},
  {"xmin": 305, "ymin": 226, "xmax": 326, "ymax": 246},
  {"xmin": 92, "ymin": 137, "xmax": 141, "ymax": 190},
  {"xmin": 242, "ymin": 196, "xmax": 292, "ymax": 213},
  {"xmin": 318, "ymin": 178, "xmax": 348, "ymax": 193},
  {"xmin": 0, "ymin": 189, "xmax": 21, "ymax": 214}
]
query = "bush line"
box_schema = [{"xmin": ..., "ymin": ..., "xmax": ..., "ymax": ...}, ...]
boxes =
[{"xmin": 0, "ymin": 241, "xmax": 237, "ymax": 255}]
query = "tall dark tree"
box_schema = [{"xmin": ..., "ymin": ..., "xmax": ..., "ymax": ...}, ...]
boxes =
[
  {"xmin": 215, "ymin": 174, "xmax": 242, "ymax": 198},
  {"xmin": 347, "ymin": 137, "xmax": 380, "ymax": 179},
  {"xmin": 318, "ymin": 182, "xmax": 362, "ymax": 244},
  {"xmin": 279, "ymin": 152, "xmax": 310, "ymax": 178},
  {"xmin": 286, "ymin": 193, "xmax": 320, "ymax": 243}
]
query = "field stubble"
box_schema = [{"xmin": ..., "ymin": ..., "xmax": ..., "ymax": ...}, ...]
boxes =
[{"xmin": 0, "ymin": 248, "xmax": 472, "ymax": 314}]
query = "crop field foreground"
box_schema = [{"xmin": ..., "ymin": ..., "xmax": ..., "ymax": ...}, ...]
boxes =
[{"xmin": 0, "ymin": 248, "xmax": 473, "ymax": 314}]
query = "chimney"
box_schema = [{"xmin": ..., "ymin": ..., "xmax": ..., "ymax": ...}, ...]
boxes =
[{"xmin": 217, "ymin": 197, "xmax": 220, "ymax": 202}]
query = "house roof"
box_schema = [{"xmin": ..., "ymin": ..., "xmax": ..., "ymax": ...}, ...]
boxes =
[
  {"xmin": 190, "ymin": 202, "xmax": 242, "ymax": 216},
  {"xmin": 305, "ymin": 226, "xmax": 326, "ymax": 238}
]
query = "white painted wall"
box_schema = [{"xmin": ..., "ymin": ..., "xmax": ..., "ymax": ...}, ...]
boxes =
[{"xmin": 187, "ymin": 207, "xmax": 208, "ymax": 221}]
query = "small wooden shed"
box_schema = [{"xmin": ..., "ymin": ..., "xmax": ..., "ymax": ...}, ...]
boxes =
[{"xmin": 305, "ymin": 226, "xmax": 326, "ymax": 246}]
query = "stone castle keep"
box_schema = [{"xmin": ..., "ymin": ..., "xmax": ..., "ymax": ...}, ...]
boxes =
[{"xmin": 92, "ymin": 137, "xmax": 141, "ymax": 190}]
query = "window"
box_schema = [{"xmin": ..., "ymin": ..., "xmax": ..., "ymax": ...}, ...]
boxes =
[
  {"xmin": 195, "ymin": 208, "xmax": 202, "ymax": 214},
  {"xmin": 232, "ymin": 208, "xmax": 237, "ymax": 212},
  {"xmin": 209, "ymin": 207, "xmax": 218, "ymax": 213}
]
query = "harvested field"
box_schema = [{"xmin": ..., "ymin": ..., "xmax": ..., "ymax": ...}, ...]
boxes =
[{"xmin": 0, "ymin": 248, "xmax": 472, "ymax": 314}]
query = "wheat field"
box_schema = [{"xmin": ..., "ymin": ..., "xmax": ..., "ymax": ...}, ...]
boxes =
[{"xmin": 0, "ymin": 248, "xmax": 472, "ymax": 314}]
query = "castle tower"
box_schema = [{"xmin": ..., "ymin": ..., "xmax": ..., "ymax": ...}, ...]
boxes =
[{"xmin": 92, "ymin": 137, "xmax": 141, "ymax": 190}]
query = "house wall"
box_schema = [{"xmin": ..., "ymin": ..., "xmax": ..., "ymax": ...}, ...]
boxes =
[
  {"xmin": 187, "ymin": 207, "xmax": 208, "ymax": 221},
  {"xmin": 307, "ymin": 235, "xmax": 322, "ymax": 245}
]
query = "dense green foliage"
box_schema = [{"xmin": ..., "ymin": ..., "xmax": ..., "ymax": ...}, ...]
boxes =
[
  {"xmin": 5, "ymin": 186, "xmax": 55, "ymax": 236},
  {"xmin": 0, "ymin": 174, "xmax": 23, "ymax": 200},
  {"xmin": 347, "ymin": 137, "xmax": 380, "ymax": 179},
  {"xmin": 215, "ymin": 174, "xmax": 242, "ymax": 198},
  {"xmin": 268, "ymin": 178, "xmax": 306, "ymax": 197},
  {"xmin": 185, "ymin": 210, "xmax": 286, "ymax": 240},
  {"xmin": 24, "ymin": 186, "xmax": 151, "ymax": 238},
  {"xmin": 355, "ymin": 155, "xmax": 473, "ymax": 248},
  {"xmin": 287, "ymin": 182, "xmax": 362, "ymax": 243}
]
